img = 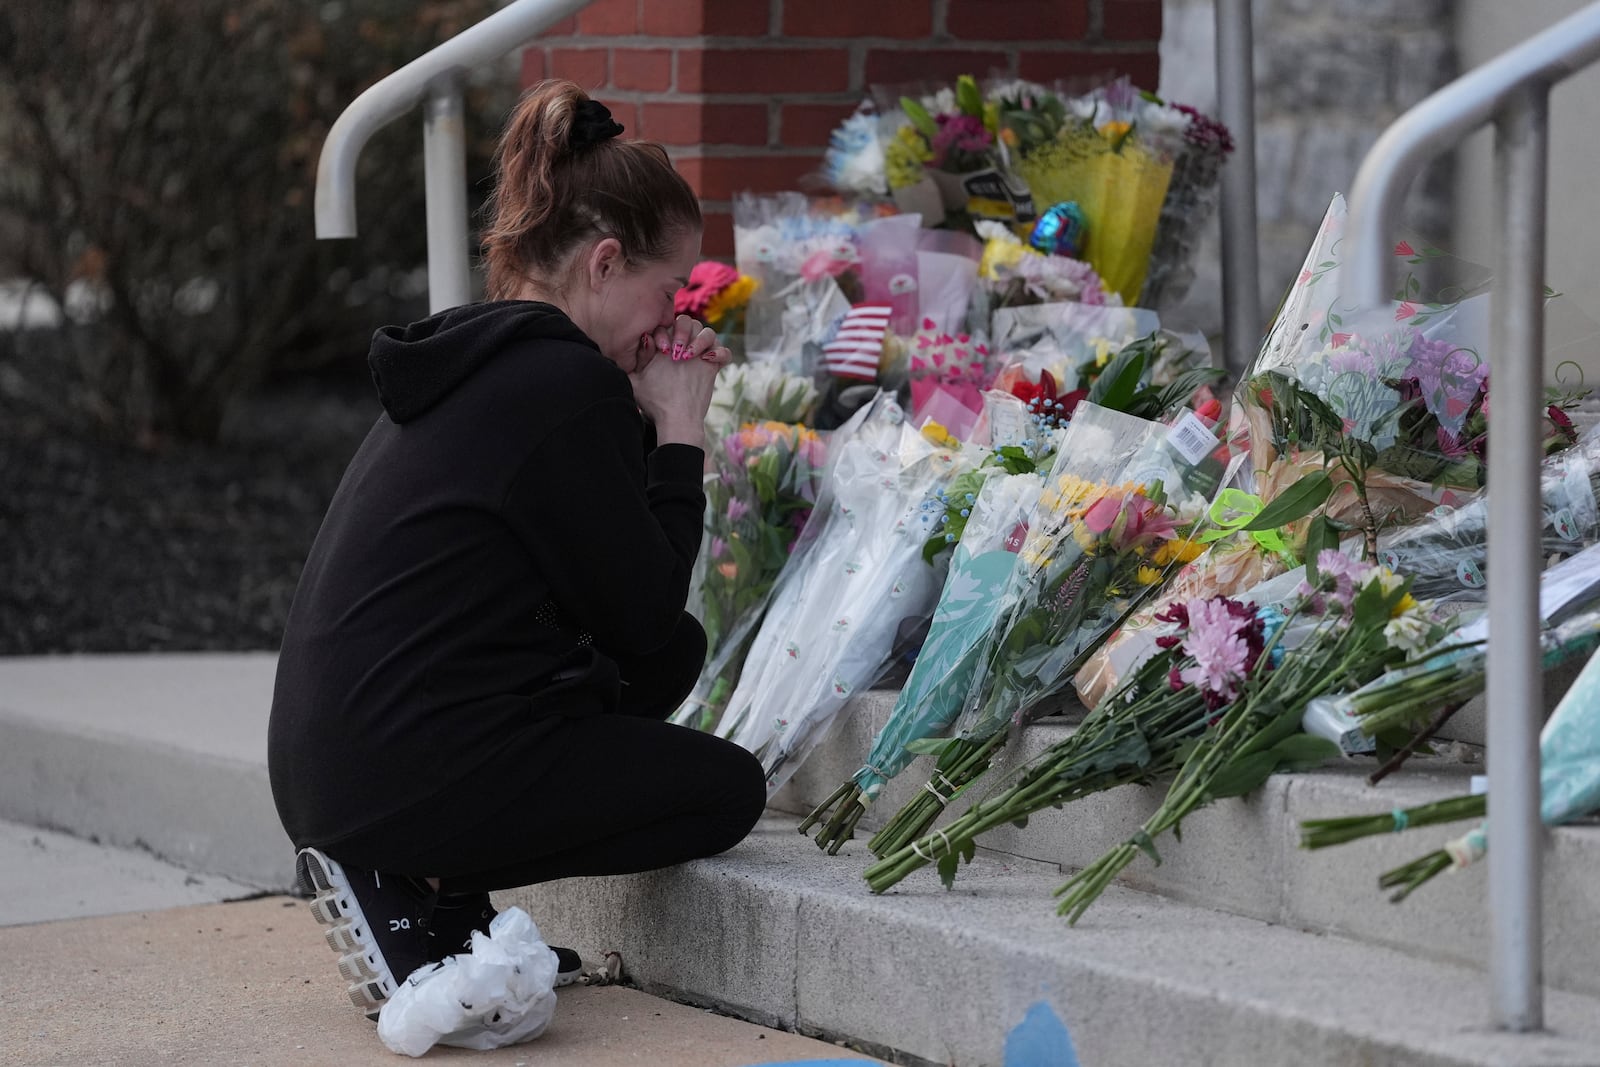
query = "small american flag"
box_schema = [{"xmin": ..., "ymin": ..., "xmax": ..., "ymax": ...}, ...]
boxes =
[{"xmin": 822, "ymin": 303, "xmax": 891, "ymax": 381}]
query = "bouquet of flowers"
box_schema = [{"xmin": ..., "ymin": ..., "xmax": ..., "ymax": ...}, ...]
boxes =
[
  {"xmin": 1240, "ymin": 194, "xmax": 1579, "ymax": 561},
  {"xmin": 801, "ymin": 448, "xmax": 1050, "ymax": 852},
  {"xmin": 967, "ymin": 219, "xmax": 1114, "ymax": 333},
  {"xmin": 865, "ymin": 595, "xmax": 1265, "ymax": 894},
  {"xmin": 867, "ymin": 403, "xmax": 1223, "ymax": 858},
  {"xmin": 1052, "ymin": 551, "xmax": 1446, "ymax": 923},
  {"xmin": 705, "ymin": 360, "xmax": 820, "ymax": 441},
  {"xmin": 1301, "ymin": 539, "xmax": 1600, "ymax": 753},
  {"xmin": 1004, "ymin": 79, "xmax": 1189, "ymax": 303},
  {"xmin": 716, "ymin": 393, "xmax": 971, "ymax": 794},
  {"xmin": 990, "ymin": 301, "xmax": 1161, "ymax": 397},
  {"xmin": 672, "ymin": 420, "xmax": 828, "ymax": 732},
  {"xmin": 1374, "ymin": 424, "xmax": 1599, "ymax": 603},
  {"xmin": 1300, "ymin": 634, "xmax": 1600, "ymax": 902},
  {"xmin": 877, "ymin": 74, "xmax": 1033, "ymax": 226},
  {"xmin": 1137, "ymin": 104, "xmax": 1234, "ymax": 309},
  {"xmin": 675, "ymin": 261, "xmax": 760, "ymax": 355}
]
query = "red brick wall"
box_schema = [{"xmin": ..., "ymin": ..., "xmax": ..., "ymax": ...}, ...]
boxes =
[{"xmin": 521, "ymin": 0, "xmax": 1162, "ymax": 257}]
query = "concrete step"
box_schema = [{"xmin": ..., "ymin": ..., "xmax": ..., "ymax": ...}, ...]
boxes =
[
  {"xmin": 0, "ymin": 653, "xmax": 293, "ymax": 890},
  {"xmin": 499, "ymin": 817, "xmax": 1600, "ymax": 1067},
  {"xmin": 771, "ymin": 690, "xmax": 1600, "ymax": 998}
]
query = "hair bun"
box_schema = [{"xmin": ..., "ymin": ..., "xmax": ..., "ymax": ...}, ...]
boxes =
[{"xmin": 570, "ymin": 98, "xmax": 624, "ymax": 150}]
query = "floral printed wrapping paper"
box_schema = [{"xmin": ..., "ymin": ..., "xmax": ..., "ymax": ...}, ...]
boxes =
[{"xmin": 715, "ymin": 392, "xmax": 972, "ymax": 795}]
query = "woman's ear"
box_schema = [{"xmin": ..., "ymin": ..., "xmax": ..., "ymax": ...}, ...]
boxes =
[{"xmin": 585, "ymin": 237, "xmax": 626, "ymax": 291}]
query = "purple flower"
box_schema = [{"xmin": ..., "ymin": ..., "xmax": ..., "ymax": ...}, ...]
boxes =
[
  {"xmin": 727, "ymin": 498, "xmax": 751, "ymax": 523},
  {"xmin": 710, "ymin": 536, "xmax": 728, "ymax": 559},
  {"xmin": 1177, "ymin": 598, "xmax": 1255, "ymax": 708}
]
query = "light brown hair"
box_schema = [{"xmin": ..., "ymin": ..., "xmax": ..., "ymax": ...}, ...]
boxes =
[{"xmin": 481, "ymin": 80, "xmax": 702, "ymax": 300}]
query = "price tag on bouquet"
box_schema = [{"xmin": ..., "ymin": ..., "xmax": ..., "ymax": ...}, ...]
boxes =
[{"xmin": 1165, "ymin": 409, "xmax": 1217, "ymax": 466}]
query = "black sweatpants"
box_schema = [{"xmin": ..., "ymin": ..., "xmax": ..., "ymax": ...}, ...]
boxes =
[{"xmin": 321, "ymin": 614, "xmax": 769, "ymax": 894}]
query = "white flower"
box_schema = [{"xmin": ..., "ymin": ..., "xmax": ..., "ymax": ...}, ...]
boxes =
[
  {"xmin": 1384, "ymin": 613, "xmax": 1434, "ymax": 655},
  {"xmin": 920, "ymin": 88, "xmax": 958, "ymax": 117}
]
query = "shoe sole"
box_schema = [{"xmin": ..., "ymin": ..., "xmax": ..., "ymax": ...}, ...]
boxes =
[{"xmin": 296, "ymin": 847, "xmax": 396, "ymax": 1020}]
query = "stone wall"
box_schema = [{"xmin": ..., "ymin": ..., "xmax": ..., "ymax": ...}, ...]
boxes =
[
  {"xmin": 1158, "ymin": 0, "xmax": 1458, "ymax": 338},
  {"xmin": 520, "ymin": 0, "xmax": 1165, "ymax": 257}
]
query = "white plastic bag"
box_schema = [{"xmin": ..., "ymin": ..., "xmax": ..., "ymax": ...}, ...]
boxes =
[{"xmin": 376, "ymin": 907, "xmax": 560, "ymax": 1057}]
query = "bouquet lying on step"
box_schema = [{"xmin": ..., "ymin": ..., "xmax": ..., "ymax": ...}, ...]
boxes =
[
  {"xmin": 1300, "ymin": 628, "xmax": 1600, "ymax": 902},
  {"xmin": 1050, "ymin": 551, "xmax": 1446, "ymax": 923},
  {"xmin": 800, "ymin": 451, "xmax": 1047, "ymax": 853},
  {"xmin": 866, "ymin": 403, "xmax": 1225, "ymax": 860},
  {"xmin": 715, "ymin": 392, "xmax": 970, "ymax": 794}
]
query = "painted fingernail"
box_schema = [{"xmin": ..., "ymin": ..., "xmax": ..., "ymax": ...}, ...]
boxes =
[
  {"xmin": 671, "ymin": 341, "xmax": 691, "ymax": 361},
  {"xmin": 656, "ymin": 337, "xmax": 670, "ymax": 353}
]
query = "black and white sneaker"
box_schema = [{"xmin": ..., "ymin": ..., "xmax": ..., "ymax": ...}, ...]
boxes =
[
  {"xmin": 425, "ymin": 892, "xmax": 583, "ymax": 987},
  {"xmin": 296, "ymin": 847, "xmax": 433, "ymax": 1018}
]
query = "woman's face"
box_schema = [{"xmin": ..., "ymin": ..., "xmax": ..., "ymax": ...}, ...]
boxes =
[{"xmin": 584, "ymin": 227, "xmax": 703, "ymax": 374}]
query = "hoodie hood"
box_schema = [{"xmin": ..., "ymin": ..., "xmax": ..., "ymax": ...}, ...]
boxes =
[{"xmin": 369, "ymin": 300, "xmax": 600, "ymax": 423}]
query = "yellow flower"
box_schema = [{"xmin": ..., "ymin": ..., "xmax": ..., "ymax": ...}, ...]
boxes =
[
  {"xmin": 1091, "ymin": 336, "xmax": 1116, "ymax": 368},
  {"xmin": 1071, "ymin": 522, "xmax": 1099, "ymax": 554},
  {"xmin": 1391, "ymin": 593, "xmax": 1420, "ymax": 619},
  {"xmin": 979, "ymin": 236, "xmax": 1029, "ymax": 280},
  {"xmin": 704, "ymin": 275, "xmax": 758, "ymax": 327},
  {"xmin": 1098, "ymin": 120, "xmax": 1132, "ymax": 147},
  {"xmin": 1136, "ymin": 565, "xmax": 1163, "ymax": 586},
  {"xmin": 922, "ymin": 421, "xmax": 961, "ymax": 448},
  {"xmin": 1153, "ymin": 538, "xmax": 1205, "ymax": 567},
  {"xmin": 885, "ymin": 125, "xmax": 933, "ymax": 189}
]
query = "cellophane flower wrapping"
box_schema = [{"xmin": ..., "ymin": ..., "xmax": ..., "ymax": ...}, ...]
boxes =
[
  {"xmin": 951, "ymin": 402, "xmax": 1219, "ymax": 743},
  {"xmin": 704, "ymin": 361, "xmax": 821, "ymax": 442},
  {"xmin": 907, "ymin": 317, "xmax": 992, "ymax": 441},
  {"xmin": 1137, "ymin": 104, "xmax": 1233, "ymax": 310},
  {"xmin": 1375, "ymin": 425, "xmax": 1600, "ymax": 604},
  {"xmin": 990, "ymin": 301, "xmax": 1162, "ymax": 395},
  {"xmin": 735, "ymin": 193, "xmax": 884, "ymax": 370},
  {"xmin": 1011, "ymin": 80, "xmax": 1181, "ymax": 304},
  {"xmin": 716, "ymin": 392, "xmax": 972, "ymax": 794},
  {"xmin": 851, "ymin": 465, "xmax": 1047, "ymax": 804},
  {"xmin": 671, "ymin": 421, "xmax": 828, "ymax": 732},
  {"xmin": 1237, "ymin": 193, "xmax": 1580, "ymax": 555}
]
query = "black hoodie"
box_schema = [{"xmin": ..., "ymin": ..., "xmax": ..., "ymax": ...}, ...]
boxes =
[{"xmin": 267, "ymin": 301, "xmax": 706, "ymax": 847}]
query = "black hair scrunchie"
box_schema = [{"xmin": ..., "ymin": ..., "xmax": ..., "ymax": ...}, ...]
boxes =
[{"xmin": 570, "ymin": 99, "xmax": 624, "ymax": 150}]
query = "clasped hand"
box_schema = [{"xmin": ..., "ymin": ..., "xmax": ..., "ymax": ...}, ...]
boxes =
[{"xmin": 632, "ymin": 314, "xmax": 729, "ymax": 450}]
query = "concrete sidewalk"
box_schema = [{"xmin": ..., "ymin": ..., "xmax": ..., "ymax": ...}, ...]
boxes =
[
  {"xmin": 0, "ymin": 895, "xmax": 884, "ymax": 1066},
  {"xmin": 0, "ymin": 654, "xmax": 887, "ymax": 1066}
]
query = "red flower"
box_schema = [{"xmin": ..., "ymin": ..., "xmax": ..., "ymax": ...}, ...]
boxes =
[
  {"xmin": 1394, "ymin": 241, "xmax": 1416, "ymax": 257},
  {"xmin": 1395, "ymin": 302, "xmax": 1418, "ymax": 321},
  {"xmin": 1056, "ymin": 387, "xmax": 1089, "ymax": 418},
  {"xmin": 1195, "ymin": 397, "xmax": 1222, "ymax": 422},
  {"xmin": 1009, "ymin": 368, "xmax": 1058, "ymax": 407}
]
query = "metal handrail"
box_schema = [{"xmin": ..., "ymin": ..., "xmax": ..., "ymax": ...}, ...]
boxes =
[
  {"xmin": 1214, "ymin": 0, "xmax": 1261, "ymax": 380},
  {"xmin": 314, "ymin": 0, "xmax": 594, "ymax": 310},
  {"xmin": 1344, "ymin": 2, "xmax": 1600, "ymax": 1033}
]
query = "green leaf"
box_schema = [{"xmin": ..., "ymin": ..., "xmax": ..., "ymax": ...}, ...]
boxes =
[
  {"xmin": 1352, "ymin": 578, "xmax": 1390, "ymax": 632},
  {"xmin": 937, "ymin": 850, "xmax": 959, "ymax": 889},
  {"xmin": 1130, "ymin": 830, "xmax": 1163, "ymax": 866},
  {"xmin": 900, "ymin": 96, "xmax": 938, "ymax": 140},
  {"xmin": 905, "ymin": 737, "xmax": 957, "ymax": 757},
  {"xmin": 1088, "ymin": 342, "xmax": 1148, "ymax": 411},
  {"xmin": 1267, "ymin": 733, "xmax": 1342, "ymax": 772},
  {"xmin": 1207, "ymin": 751, "xmax": 1277, "ymax": 799},
  {"xmin": 1149, "ymin": 366, "xmax": 1227, "ymax": 420},
  {"xmin": 1303, "ymin": 513, "xmax": 1340, "ymax": 568},
  {"xmin": 1244, "ymin": 470, "xmax": 1333, "ymax": 531},
  {"xmin": 956, "ymin": 74, "xmax": 983, "ymax": 118}
]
